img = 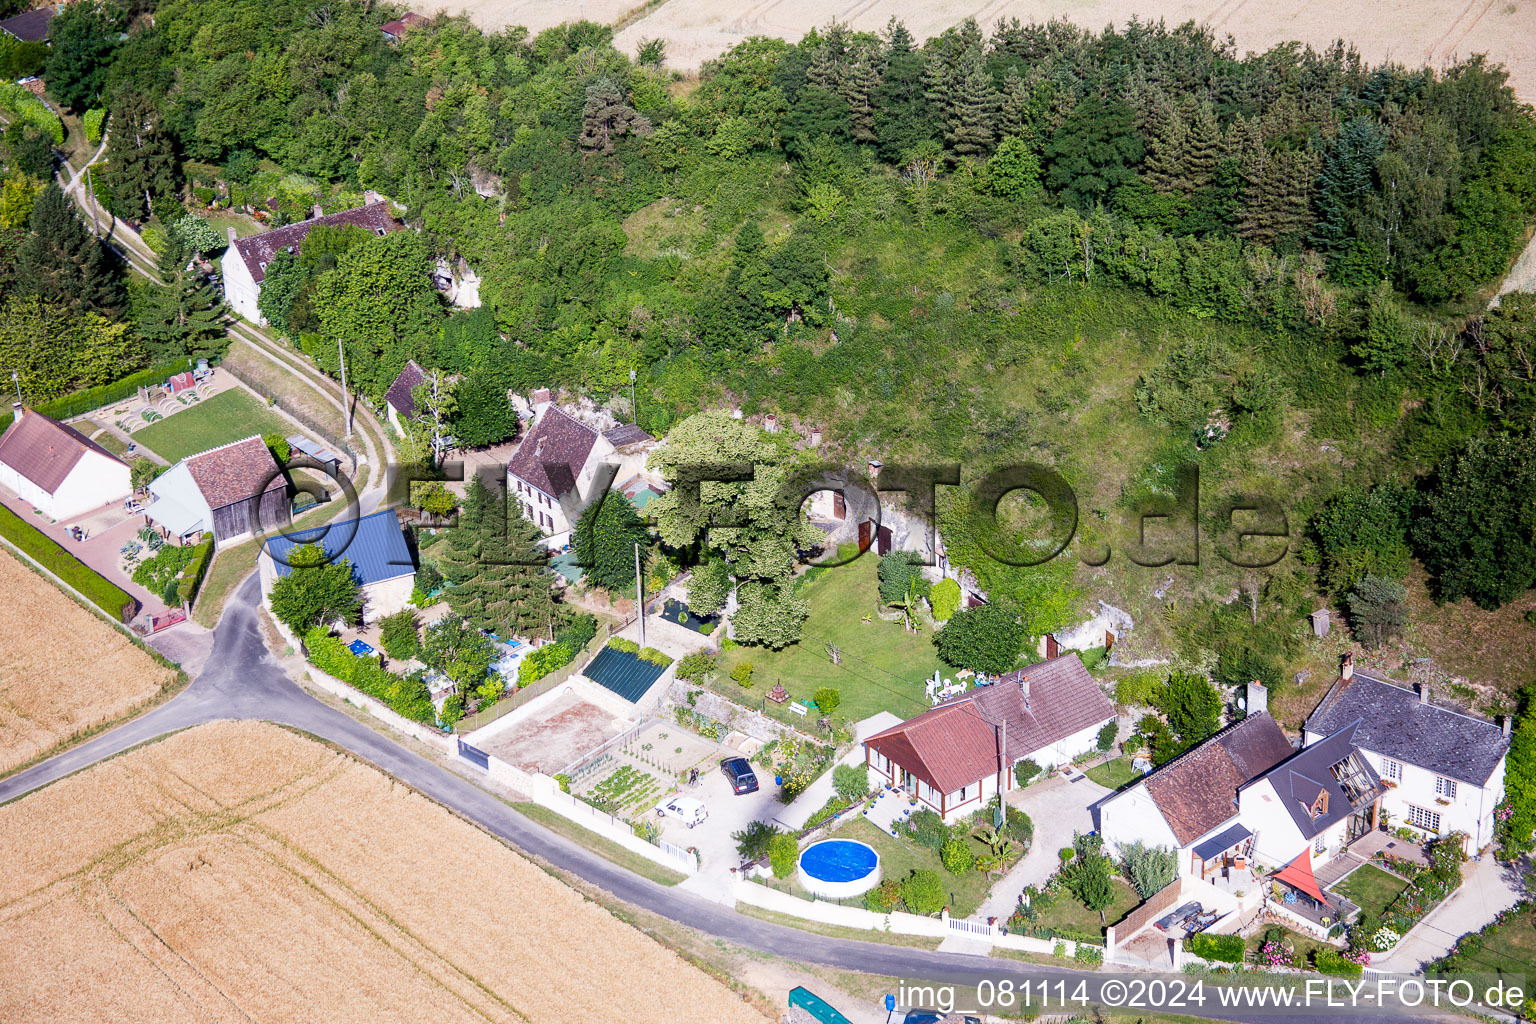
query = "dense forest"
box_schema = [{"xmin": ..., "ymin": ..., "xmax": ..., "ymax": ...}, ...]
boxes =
[{"xmin": 3, "ymin": 0, "xmax": 1536, "ymax": 697}]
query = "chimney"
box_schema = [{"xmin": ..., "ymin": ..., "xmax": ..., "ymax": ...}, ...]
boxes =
[
  {"xmin": 1247, "ymin": 680, "xmax": 1268, "ymax": 717},
  {"xmin": 530, "ymin": 388, "xmax": 552, "ymax": 411},
  {"xmin": 1020, "ymin": 674, "xmax": 1030, "ymax": 709},
  {"xmin": 11, "ymin": 402, "xmax": 21, "ymax": 420},
  {"xmin": 1341, "ymin": 651, "xmax": 1354, "ymax": 681},
  {"xmin": 763, "ymin": 412, "xmax": 778, "ymax": 432},
  {"xmin": 809, "ymin": 426, "xmax": 821, "ymax": 447},
  {"xmin": 1419, "ymin": 682, "xmax": 1431, "ymax": 705},
  {"xmin": 1504, "ymin": 715, "xmax": 1513, "ymax": 738},
  {"xmin": 868, "ymin": 458, "xmax": 883, "ymax": 480},
  {"xmin": 312, "ymin": 202, "xmax": 324, "ymax": 219},
  {"xmin": 226, "ymin": 226, "xmax": 238, "ymax": 244}
]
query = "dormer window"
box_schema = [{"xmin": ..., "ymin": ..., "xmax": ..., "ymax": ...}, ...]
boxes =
[{"xmin": 1309, "ymin": 790, "xmax": 1329, "ymax": 820}]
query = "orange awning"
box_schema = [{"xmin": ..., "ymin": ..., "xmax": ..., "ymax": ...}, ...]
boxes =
[{"xmin": 1273, "ymin": 850, "xmax": 1330, "ymax": 905}]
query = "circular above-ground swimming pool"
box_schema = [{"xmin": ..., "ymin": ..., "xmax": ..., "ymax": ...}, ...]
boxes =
[{"xmin": 797, "ymin": 838, "xmax": 882, "ymax": 899}]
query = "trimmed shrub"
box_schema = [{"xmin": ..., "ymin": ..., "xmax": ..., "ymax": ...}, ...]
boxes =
[
  {"xmin": 518, "ymin": 641, "xmax": 573, "ymax": 686},
  {"xmin": 730, "ymin": 661, "xmax": 754, "ymax": 687},
  {"xmin": 900, "ymin": 869, "xmax": 946, "ymax": 915},
  {"xmin": 181, "ymin": 537, "xmax": 214, "ymax": 605},
  {"xmin": 865, "ymin": 878, "xmax": 902, "ymax": 912},
  {"xmin": 812, "ymin": 686, "xmax": 840, "ymax": 714},
  {"xmin": 767, "ymin": 832, "xmax": 798, "ymax": 878},
  {"xmin": 33, "ymin": 360, "xmax": 190, "ymax": 421},
  {"xmin": 940, "ymin": 837, "xmax": 974, "ymax": 875},
  {"xmin": 1015, "ymin": 759, "xmax": 1042, "ymax": 787},
  {"xmin": 0, "ymin": 503, "xmax": 134, "ymax": 620},
  {"xmin": 1096, "ymin": 721, "xmax": 1118, "ymax": 751},
  {"xmin": 637, "ymin": 646, "xmax": 672, "ymax": 667},
  {"xmin": 304, "ymin": 626, "xmax": 434, "ymax": 723},
  {"xmin": 1074, "ymin": 943, "xmax": 1104, "ymax": 966},
  {"xmin": 832, "ymin": 763, "xmax": 870, "ymax": 803},
  {"xmin": 83, "ymin": 107, "xmax": 106, "ymax": 145},
  {"xmin": 0, "ymin": 82, "xmax": 63, "ymax": 144},
  {"xmin": 929, "ymin": 577, "xmax": 961, "ymax": 621},
  {"xmin": 606, "ymin": 636, "xmax": 640, "ymax": 654},
  {"xmin": 675, "ymin": 651, "xmax": 716, "ymax": 680},
  {"xmin": 907, "ymin": 809, "xmax": 948, "ymax": 850},
  {"xmin": 1189, "ymin": 932, "xmax": 1246, "ymax": 963},
  {"xmin": 1314, "ymin": 948, "xmax": 1366, "ymax": 976}
]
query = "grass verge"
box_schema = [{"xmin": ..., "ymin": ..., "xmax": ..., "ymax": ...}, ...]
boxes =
[
  {"xmin": 1083, "ymin": 755, "xmax": 1142, "ymax": 790},
  {"xmin": 511, "ymin": 801, "xmax": 685, "ymax": 887},
  {"xmin": 735, "ymin": 903, "xmax": 943, "ymax": 949}
]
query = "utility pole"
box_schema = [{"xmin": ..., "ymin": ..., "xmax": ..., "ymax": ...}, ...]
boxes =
[
  {"xmin": 337, "ymin": 338, "xmax": 352, "ymax": 439},
  {"xmin": 629, "ymin": 368, "xmax": 637, "ymax": 426},
  {"xmin": 635, "ymin": 541, "xmax": 645, "ymax": 647},
  {"xmin": 11, "ymin": 370, "xmax": 21, "ymax": 404}
]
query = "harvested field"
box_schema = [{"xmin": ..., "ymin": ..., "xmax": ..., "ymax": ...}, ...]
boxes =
[
  {"xmin": 401, "ymin": 0, "xmax": 1536, "ymax": 101},
  {"xmin": 0, "ymin": 548, "xmax": 175, "ymax": 775},
  {"xmin": 0, "ymin": 720, "xmax": 768, "ymax": 1024}
]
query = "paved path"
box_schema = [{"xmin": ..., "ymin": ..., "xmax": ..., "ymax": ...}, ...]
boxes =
[
  {"xmin": 974, "ymin": 774, "xmax": 1110, "ymax": 924},
  {"xmin": 0, "ymin": 576, "xmax": 1428, "ymax": 1023}
]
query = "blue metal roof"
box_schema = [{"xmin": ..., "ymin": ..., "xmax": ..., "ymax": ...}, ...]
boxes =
[{"xmin": 266, "ymin": 508, "xmax": 415, "ymax": 587}]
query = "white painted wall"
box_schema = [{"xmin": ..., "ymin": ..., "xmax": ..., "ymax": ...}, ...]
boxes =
[
  {"xmin": 221, "ymin": 247, "xmax": 263, "ymax": 323},
  {"xmin": 1019, "ymin": 716, "xmax": 1114, "ymax": 772},
  {"xmin": 1099, "ymin": 780, "xmax": 1182, "ymax": 859},
  {"xmin": 360, "ymin": 574, "xmax": 414, "ymax": 624},
  {"xmin": 0, "ymin": 447, "xmax": 129, "ymax": 521}
]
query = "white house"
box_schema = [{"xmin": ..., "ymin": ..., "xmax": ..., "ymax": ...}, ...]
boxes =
[
  {"xmin": 259, "ymin": 508, "xmax": 416, "ymax": 624},
  {"xmin": 221, "ymin": 201, "xmax": 401, "ymax": 324},
  {"xmin": 1305, "ymin": 661, "xmax": 1511, "ymax": 855},
  {"xmin": 383, "ymin": 360, "xmax": 429, "ymax": 434},
  {"xmin": 0, "ymin": 406, "xmax": 131, "ymax": 521},
  {"xmin": 863, "ymin": 654, "xmax": 1116, "ymax": 822},
  {"xmin": 1098, "ymin": 711, "xmax": 1298, "ymax": 878}
]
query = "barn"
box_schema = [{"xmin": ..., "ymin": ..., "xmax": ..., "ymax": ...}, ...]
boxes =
[{"xmin": 146, "ymin": 436, "xmax": 289, "ymax": 544}]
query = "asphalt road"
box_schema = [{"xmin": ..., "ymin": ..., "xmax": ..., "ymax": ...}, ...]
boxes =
[{"xmin": 0, "ymin": 576, "xmax": 1425, "ymax": 1023}]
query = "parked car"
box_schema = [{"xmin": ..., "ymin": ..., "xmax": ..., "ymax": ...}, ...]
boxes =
[
  {"xmin": 654, "ymin": 796, "xmax": 708, "ymax": 828},
  {"xmin": 1153, "ymin": 901, "xmax": 1203, "ymax": 932},
  {"xmin": 902, "ymin": 1012, "xmax": 981, "ymax": 1024},
  {"xmin": 720, "ymin": 757, "xmax": 759, "ymax": 795}
]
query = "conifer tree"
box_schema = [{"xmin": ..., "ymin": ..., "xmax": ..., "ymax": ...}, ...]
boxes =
[
  {"xmin": 578, "ymin": 78, "xmax": 652, "ymax": 154},
  {"xmin": 943, "ymin": 50, "xmax": 1000, "ymax": 158},
  {"xmin": 1310, "ymin": 116, "xmax": 1388, "ymax": 254},
  {"xmin": 1182, "ymin": 103, "xmax": 1223, "ymax": 192},
  {"xmin": 105, "ymin": 91, "xmax": 180, "ymax": 223},
  {"xmin": 844, "ymin": 48, "xmax": 880, "ymax": 144},
  {"xmin": 135, "ymin": 242, "xmax": 226, "ymax": 361},
  {"xmin": 17, "ymin": 183, "xmax": 122, "ymax": 315},
  {"xmin": 998, "ymin": 69, "xmax": 1030, "ymax": 139},
  {"xmin": 441, "ymin": 475, "xmax": 561, "ymax": 639},
  {"xmin": 1142, "ymin": 106, "xmax": 1189, "ymax": 194}
]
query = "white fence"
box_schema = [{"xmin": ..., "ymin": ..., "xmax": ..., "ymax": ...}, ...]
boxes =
[
  {"xmin": 732, "ymin": 878, "xmax": 1098, "ymax": 957},
  {"xmin": 461, "ymin": 749, "xmax": 699, "ymax": 877}
]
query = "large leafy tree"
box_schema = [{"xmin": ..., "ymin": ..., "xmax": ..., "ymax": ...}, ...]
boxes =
[
  {"xmin": 1310, "ymin": 483, "xmax": 1413, "ymax": 595},
  {"xmin": 270, "ymin": 544, "xmax": 362, "ymax": 633},
  {"xmin": 932, "ymin": 603, "xmax": 1024, "ymax": 675},
  {"xmin": 42, "ymin": 1, "xmax": 124, "ymax": 110},
  {"xmin": 1497, "ymin": 686, "xmax": 1536, "ymax": 857},
  {"xmin": 0, "ymin": 294, "xmax": 137, "ymax": 400},
  {"xmin": 17, "ymin": 183, "xmax": 123, "ymax": 315},
  {"xmin": 647, "ymin": 411, "xmax": 822, "ymax": 647},
  {"xmin": 573, "ymin": 489, "xmax": 649, "ymax": 594},
  {"xmin": 1413, "ymin": 435, "xmax": 1536, "ymax": 608},
  {"xmin": 438, "ymin": 475, "xmax": 561, "ymax": 638},
  {"xmin": 1151, "ymin": 672, "xmax": 1222, "ymax": 748},
  {"xmin": 449, "ymin": 370, "xmax": 518, "ymax": 447}
]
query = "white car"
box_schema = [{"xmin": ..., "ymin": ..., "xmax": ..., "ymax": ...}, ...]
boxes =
[{"xmin": 654, "ymin": 796, "xmax": 708, "ymax": 828}]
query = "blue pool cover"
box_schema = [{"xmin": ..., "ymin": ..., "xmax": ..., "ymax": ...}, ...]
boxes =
[{"xmin": 799, "ymin": 841, "xmax": 878, "ymax": 883}]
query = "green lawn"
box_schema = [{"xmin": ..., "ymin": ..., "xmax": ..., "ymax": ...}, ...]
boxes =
[
  {"xmin": 132, "ymin": 388, "xmax": 292, "ymax": 463},
  {"xmin": 714, "ymin": 556, "xmax": 947, "ymax": 727},
  {"xmin": 1030, "ymin": 878, "xmax": 1141, "ymax": 940},
  {"xmin": 1084, "ymin": 756, "xmax": 1142, "ymax": 791},
  {"xmin": 1246, "ymin": 925, "xmax": 1334, "ymax": 967},
  {"xmin": 1330, "ymin": 864, "xmax": 1408, "ymax": 918},
  {"xmin": 1472, "ymin": 904, "xmax": 1536, "ymax": 980}
]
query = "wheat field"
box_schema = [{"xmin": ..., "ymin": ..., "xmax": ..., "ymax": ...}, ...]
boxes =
[
  {"xmin": 0, "ymin": 548, "xmax": 174, "ymax": 774},
  {"xmin": 0, "ymin": 720, "xmax": 768, "ymax": 1024}
]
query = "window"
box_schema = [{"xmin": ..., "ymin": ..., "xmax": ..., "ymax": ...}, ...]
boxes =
[
  {"xmin": 1382, "ymin": 759, "xmax": 1403, "ymax": 782},
  {"xmin": 1310, "ymin": 790, "xmax": 1329, "ymax": 819},
  {"xmin": 1435, "ymin": 776, "xmax": 1457, "ymax": 800},
  {"xmin": 1407, "ymin": 805, "xmax": 1441, "ymax": 834},
  {"xmin": 1313, "ymin": 834, "xmax": 1326, "ymax": 855}
]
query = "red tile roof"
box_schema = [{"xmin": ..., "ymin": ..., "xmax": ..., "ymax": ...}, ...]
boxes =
[
  {"xmin": 507, "ymin": 406, "xmax": 598, "ymax": 498},
  {"xmin": 381, "ymin": 11, "xmax": 426, "ymax": 36},
  {"xmin": 866, "ymin": 655, "xmax": 1115, "ymax": 795},
  {"xmin": 0, "ymin": 409, "xmax": 126, "ymax": 493},
  {"xmin": 865, "ymin": 701, "xmax": 1004, "ymax": 795},
  {"xmin": 184, "ymin": 436, "xmax": 285, "ymax": 510},
  {"xmin": 231, "ymin": 202, "xmax": 400, "ymax": 284},
  {"xmin": 1141, "ymin": 712, "xmax": 1295, "ymax": 846}
]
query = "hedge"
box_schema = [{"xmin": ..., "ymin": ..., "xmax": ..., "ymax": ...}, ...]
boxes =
[
  {"xmin": 1313, "ymin": 948, "xmax": 1365, "ymax": 976},
  {"xmin": 1188, "ymin": 932, "xmax": 1246, "ymax": 964},
  {"xmin": 304, "ymin": 626, "xmax": 435, "ymax": 723},
  {"xmin": 0, "ymin": 503, "xmax": 135, "ymax": 621},
  {"xmin": 13, "ymin": 360, "xmax": 194, "ymax": 425},
  {"xmin": 0, "ymin": 82, "xmax": 63, "ymax": 144},
  {"xmin": 83, "ymin": 108, "xmax": 106, "ymax": 145},
  {"xmin": 181, "ymin": 536, "xmax": 215, "ymax": 606}
]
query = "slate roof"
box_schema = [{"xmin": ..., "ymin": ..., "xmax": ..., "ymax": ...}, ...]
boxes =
[
  {"xmin": 266, "ymin": 509, "xmax": 414, "ymax": 587},
  {"xmin": 1140, "ymin": 712, "xmax": 1296, "ymax": 847},
  {"xmin": 603, "ymin": 423, "xmax": 655, "ymax": 449},
  {"xmin": 0, "ymin": 409, "xmax": 126, "ymax": 492},
  {"xmin": 1307, "ymin": 672, "xmax": 1510, "ymax": 785},
  {"xmin": 934, "ymin": 654, "xmax": 1116, "ymax": 761},
  {"xmin": 384, "ymin": 360, "xmax": 428, "ymax": 416},
  {"xmin": 1243, "ymin": 722, "xmax": 1384, "ymax": 840},
  {"xmin": 231, "ymin": 202, "xmax": 399, "ymax": 285},
  {"xmin": 864, "ymin": 700, "xmax": 1003, "ymax": 795},
  {"xmin": 183, "ymin": 436, "xmax": 285, "ymax": 510},
  {"xmin": 0, "ymin": 7, "xmax": 55, "ymax": 42},
  {"xmin": 507, "ymin": 405, "xmax": 598, "ymax": 498}
]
